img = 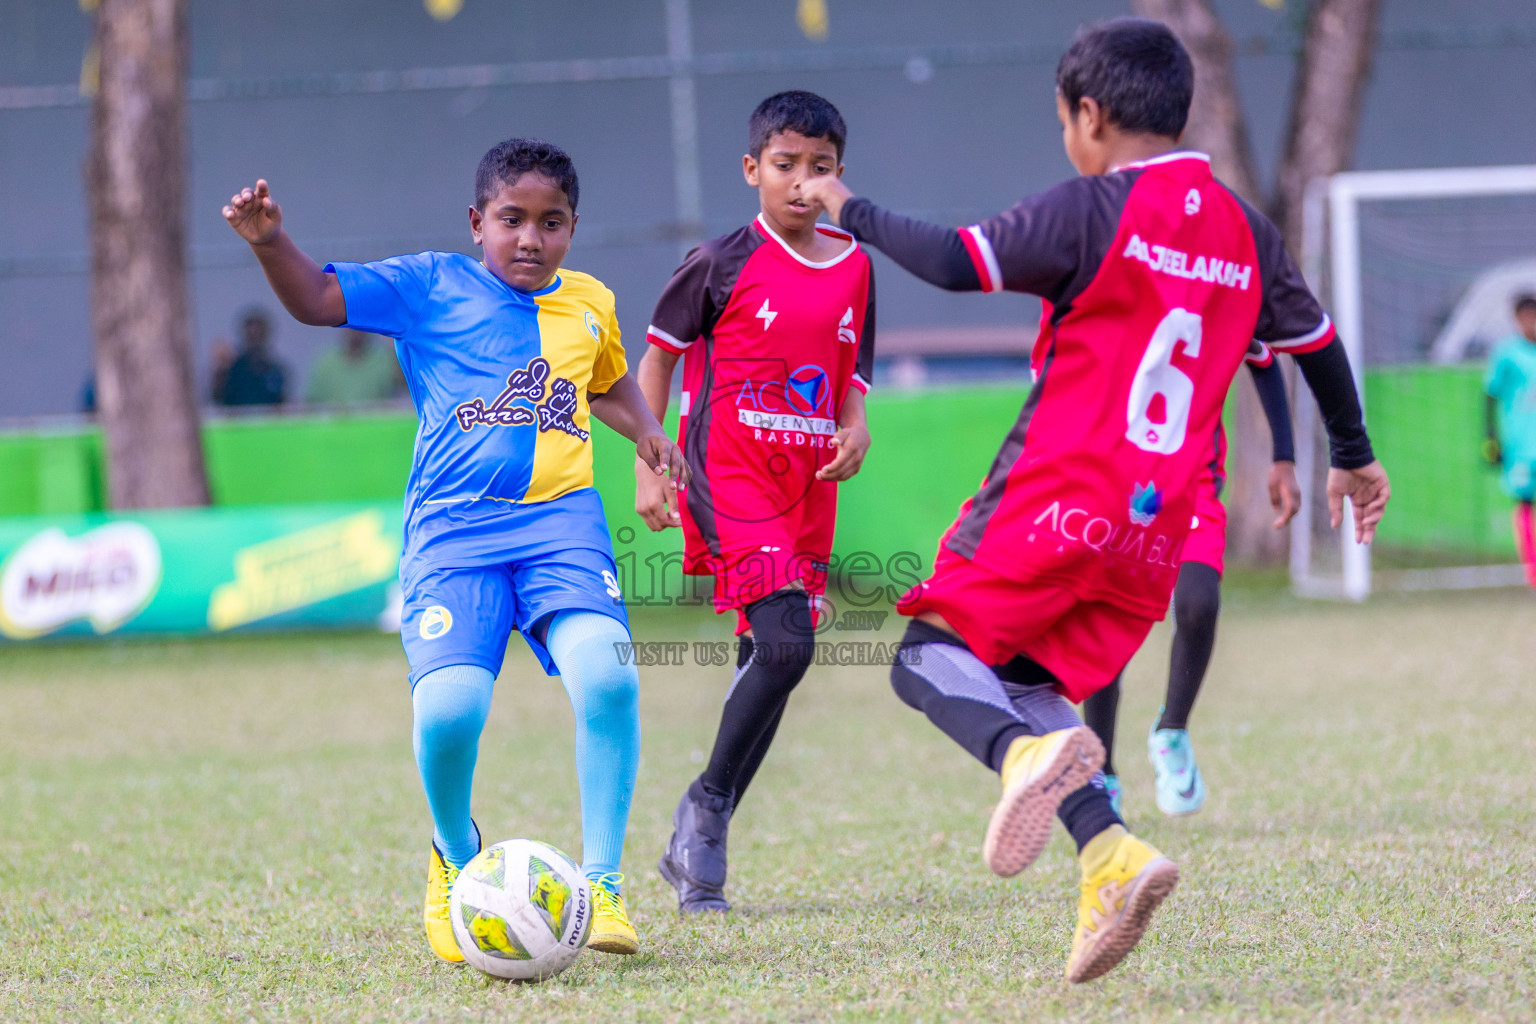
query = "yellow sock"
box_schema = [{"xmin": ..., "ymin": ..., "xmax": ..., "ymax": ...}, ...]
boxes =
[{"xmin": 1079, "ymin": 824, "xmax": 1129, "ymax": 876}]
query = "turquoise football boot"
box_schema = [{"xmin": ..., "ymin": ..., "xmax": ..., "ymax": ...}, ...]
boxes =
[
  {"xmin": 1103, "ymin": 773, "xmax": 1123, "ymax": 817},
  {"xmin": 1147, "ymin": 718, "xmax": 1206, "ymax": 816}
]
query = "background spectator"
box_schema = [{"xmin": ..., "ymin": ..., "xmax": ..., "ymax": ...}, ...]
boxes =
[
  {"xmin": 212, "ymin": 308, "xmax": 288, "ymax": 407},
  {"xmin": 304, "ymin": 329, "xmax": 405, "ymax": 408}
]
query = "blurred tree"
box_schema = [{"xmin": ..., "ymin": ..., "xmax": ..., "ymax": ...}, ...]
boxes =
[
  {"xmin": 86, "ymin": 0, "xmax": 210, "ymax": 508},
  {"xmin": 1130, "ymin": 0, "xmax": 1381, "ymax": 565}
]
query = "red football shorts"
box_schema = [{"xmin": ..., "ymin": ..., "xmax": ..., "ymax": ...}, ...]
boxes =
[
  {"xmin": 896, "ymin": 544, "xmax": 1158, "ymax": 703},
  {"xmin": 710, "ymin": 543, "xmax": 829, "ymax": 634},
  {"xmin": 1180, "ymin": 473, "xmax": 1228, "ymax": 575}
]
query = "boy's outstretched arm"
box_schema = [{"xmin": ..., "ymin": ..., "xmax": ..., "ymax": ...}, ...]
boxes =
[
  {"xmin": 801, "ymin": 176, "xmax": 981, "ymax": 292},
  {"xmin": 590, "ymin": 372, "xmax": 690, "ymax": 492},
  {"xmin": 1247, "ymin": 354, "xmax": 1300, "ymax": 529},
  {"xmin": 222, "ymin": 179, "xmax": 346, "ymax": 327},
  {"xmin": 1292, "ymin": 338, "xmax": 1390, "ymax": 543},
  {"xmin": 632, "ymin": 346, "xmax": 683, "ymax": 530}
]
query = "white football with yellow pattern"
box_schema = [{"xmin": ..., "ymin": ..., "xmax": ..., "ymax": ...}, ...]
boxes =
[{"xmin": 448, "ymin": 838, "xmax": 591, "ymax": 981}]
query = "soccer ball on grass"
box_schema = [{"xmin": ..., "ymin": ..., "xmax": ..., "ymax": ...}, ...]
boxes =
[{"xmin": 449, "ymin": 838, "xmax": 591, "ymax": 981}]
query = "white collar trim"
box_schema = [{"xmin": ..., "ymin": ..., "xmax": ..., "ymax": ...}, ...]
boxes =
[
  {"xmin": 754, "ymin": 214, "xmax": 858, "ymax": 269},
  {"xmin": 1111, "ymin": 150, "xmax": 1212, "ymax": 174}
]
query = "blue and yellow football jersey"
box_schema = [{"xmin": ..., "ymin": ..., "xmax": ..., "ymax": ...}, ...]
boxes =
[{"xmin": 327, "ymin": 252, "xmax": 626, "ymax": 577}]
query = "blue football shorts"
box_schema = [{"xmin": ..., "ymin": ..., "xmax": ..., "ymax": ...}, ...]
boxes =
[{"xmin": 400, "ymin": 547, "xmax": 630, "ymax": 685}]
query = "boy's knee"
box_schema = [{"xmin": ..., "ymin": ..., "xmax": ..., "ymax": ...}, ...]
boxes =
[
  {"xmin": 555, "ymin": 622, "xmax": 640, "ymax": 719},
  {"xmin": 1174, "ymin": 563, "xmax": 1222, "ymax": 628},
  {"xmin": 413, "ymin": 666, "xmax": 494, "ymax": 748},
  {"xmin": 581, "ymin": 650, "xmax": 640, "ymax": 717}
]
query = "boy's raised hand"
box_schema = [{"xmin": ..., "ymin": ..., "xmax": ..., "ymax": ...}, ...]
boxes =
[
  {"xmin": 1327, "ymin": 460, "xmax": 1390, "ymax": 544},
  {"xmin": 1268, "ymin": 460, "xmax": 1301, "ymax": 529},
  {"xmin": 223, "ymin": 179, "xmax": 283, "ymax": 245}
]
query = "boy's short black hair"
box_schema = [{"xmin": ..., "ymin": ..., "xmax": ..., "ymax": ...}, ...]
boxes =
[
  {"xmin": 1515, "ymin": 293, "xmax": 1536, "ymax": 315},
  {"xmin": 748, "ymin": 90, "xmax": 847, "ymax": 161},
  {"xmin": 1056, "ymin": 17, "xmax": 1194, "ymax": 139},
  {"xmin": 475, "ymin": 137, "xmax": 579, "ymax": 212}
]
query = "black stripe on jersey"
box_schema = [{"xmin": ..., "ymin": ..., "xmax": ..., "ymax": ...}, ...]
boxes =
[
  {"xmin": 1208, "ymin": 423, "xmax": 1227, "ymax": 501},
  {"xmin": 946, "ymin": 342, "xmax": 1058, "ymax": 560},
  {"xmin": 684, "ymin": 340, "xmax": 723, "ymax": 558}
]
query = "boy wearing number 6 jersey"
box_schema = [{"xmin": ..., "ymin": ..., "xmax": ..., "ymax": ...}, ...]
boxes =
[{"xmin": 801, "ymin": 18, "xmax": 1389, "ymax": 983}]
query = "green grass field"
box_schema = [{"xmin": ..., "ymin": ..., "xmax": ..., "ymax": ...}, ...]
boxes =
[{"xmin": 2, "ymin": 587, "xmax": 1534, "ymax": 1022}]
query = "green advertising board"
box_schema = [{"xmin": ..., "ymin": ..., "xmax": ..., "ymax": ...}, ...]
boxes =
[{"xmin": 0, "ymin": 503, "xmax": 403, "ymax": 641}]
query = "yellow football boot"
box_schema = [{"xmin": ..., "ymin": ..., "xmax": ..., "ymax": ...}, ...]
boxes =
[
  {"xmin": 1066, "ymin": 826, "xmax": 1180, "ymax": 984},
  {"xmin": 586, "ymin": 872, "xmax": 639, "ymax": 955},
  {"xmin": 983, "ymin": 725, "xmax": 1104, "ymax": 877},
  {"xmin": 424, "ymin": 841, "xmax": 470, "ymax": 964}
]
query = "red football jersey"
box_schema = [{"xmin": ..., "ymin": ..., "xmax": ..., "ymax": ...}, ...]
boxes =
[
  {"xmin": 647, "ymin": 215, "xmax": 876, "ymax": 573},
  {"xmin": 946, "ymin": 152, "xmax": 1333, "ymax": 618}
]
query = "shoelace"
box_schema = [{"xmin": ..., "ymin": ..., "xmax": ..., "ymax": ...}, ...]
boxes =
[
  {"xmin": 434, "ymin": 862, "xmax": 461, "ymax": 921},
  {"xmin": 589, "ymin": 872, "xmax": 627, "ymax": 919}
]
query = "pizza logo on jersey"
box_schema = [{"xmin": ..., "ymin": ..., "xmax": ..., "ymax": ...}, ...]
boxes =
[
  {"xmin": 455, "ymin": 356, "xmax": 587, "ymax": 440},
  {"xmin": 1184, "ymin": 188, "xmax": 1202, "ymax": 216},
  {"xmin": 785, "ymin": 365, "xmax": 830, "ymax": 416},
  {"xmin": 837, "ymin": 307, "xmax": 857, "ymax": 345},
  {"xmin": 536, "ymin": 378, "xmax": 590, "ymax": 441},
  {"xmin": 1129, "ymin": 482, "xmax": 1164, "ymax": 527}
]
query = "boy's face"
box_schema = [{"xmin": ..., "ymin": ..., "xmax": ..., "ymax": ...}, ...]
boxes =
[
  {"xmin": 1518, "ymin": 306, "xmax": 1536, "ymax": 341},
  {"xmin": 469, "ymin": 173, "xmax": 577, "ymax": 292},
  {"xmin": 1056, "ymin": 93, "xmax": 1109, "ymax": 177},
  {"xmin": 744, "ymin": 131, "xmax": 843, "ymax": 234}
]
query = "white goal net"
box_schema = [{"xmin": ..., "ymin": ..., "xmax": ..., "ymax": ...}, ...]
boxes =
[{"xmin": 1293, "ymin": 165, "xmax": 1536, "ymax": 599}]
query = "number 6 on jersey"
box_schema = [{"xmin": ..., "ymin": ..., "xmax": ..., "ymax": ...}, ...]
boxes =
[{"xmin": 1126, "ymin": 308, "xmax": 1202, "ymax": 455}]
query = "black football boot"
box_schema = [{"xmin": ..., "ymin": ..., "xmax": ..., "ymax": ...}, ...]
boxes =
[{"xmin": 657, "ymin": 780, "xmax": 733, "ymax": 913}]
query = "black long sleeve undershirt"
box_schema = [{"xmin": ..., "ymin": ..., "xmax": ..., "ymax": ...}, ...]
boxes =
[
  {"xmin": 1294, "ymin": 338, "xmax": 1374, "ymax": 469},
  {"xmin": 840, "ymin": 197, "xmax": 980, "ymax": 291},
  {"xmin": 1247, "ymin": 358, "xmax": 1295, "ymax": 463}
]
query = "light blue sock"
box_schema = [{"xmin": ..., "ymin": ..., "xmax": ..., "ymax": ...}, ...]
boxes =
[
  {"xmin": 412, "ymin": 664, "xmax": 494, "ymax": 869},
  {"xmin": 544, "ymin": 610, "xmax": 640, "ymax": 883}
]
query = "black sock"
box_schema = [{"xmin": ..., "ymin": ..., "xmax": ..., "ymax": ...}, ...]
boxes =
[
  {"xmin": 1058, "ymin": 782, "xmax": 1123, "ymax": 852},
  {"xmin": 723, "ymin": 637, "xmax": 789, "ymax": 807},
  {"xmin": 697, "ymin": 590, "xmax": 815, "ymax": 802},
  {"xmin": 1081, "ymin": 673, "xmax": 1121, "ymax": 776},
  {"xmin": 1161, "ymin": 561, "xmax": 1222, "ymax": 731}
]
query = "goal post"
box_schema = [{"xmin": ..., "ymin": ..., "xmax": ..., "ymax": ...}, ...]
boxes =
[{"xmin": 1293, "ymin": 164, "xmax": 1536, "ymax": 600}]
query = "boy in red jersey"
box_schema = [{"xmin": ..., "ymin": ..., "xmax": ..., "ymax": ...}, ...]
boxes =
[
  {"xmin": 803, "ymin": 18, "xmax": 1388, "ymax": 982},
  {"xmin": 635, "ymin": 92, "xmax": 876, "ymax": 913}
]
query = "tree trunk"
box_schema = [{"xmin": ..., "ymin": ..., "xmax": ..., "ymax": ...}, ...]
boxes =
[
  {"xmin": 88, "ymin": 0, "xmax": 210, "ymax": 509},
  {"xmin": 1267, "ymin": 0, "xmax": 1382, "ymax": 567},
  {"xmin": 1270, "ymin": 0, "xmax": 1383, "ymax": 257},
  {"xmin": 1128, "ymin": 0, "xmax": 1261, "ymax": 204}
]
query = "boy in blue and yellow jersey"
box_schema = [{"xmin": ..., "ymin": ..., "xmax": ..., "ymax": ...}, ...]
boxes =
[{"xmin": 223, "ymin": 138, "xmax": 686, "ymax": 963}]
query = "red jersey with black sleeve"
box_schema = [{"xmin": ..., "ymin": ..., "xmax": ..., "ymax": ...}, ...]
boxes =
[
  {"xmin": 646, "ymin": 215, "xmax": 876, "ymax": 579},
  {"xmin": 843, "ymin": 152, "xmax": 1339, "ymax": 619}
]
